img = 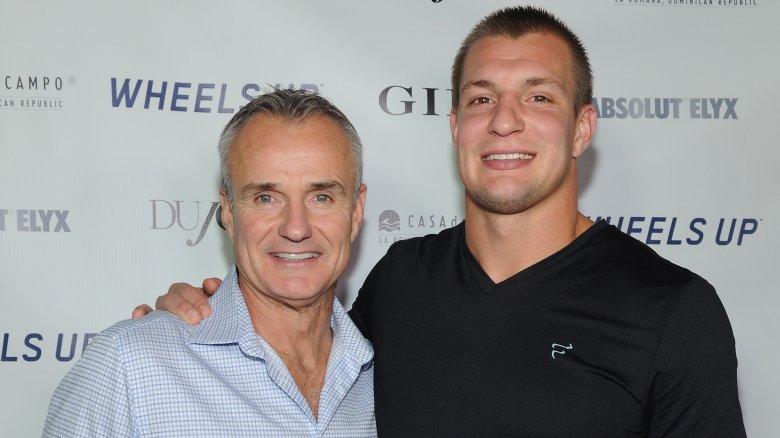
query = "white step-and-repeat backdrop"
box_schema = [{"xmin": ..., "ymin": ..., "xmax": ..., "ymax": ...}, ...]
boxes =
[{"xmin": 1, "ymin": 1, "xmax": 776, "ymax": 436}]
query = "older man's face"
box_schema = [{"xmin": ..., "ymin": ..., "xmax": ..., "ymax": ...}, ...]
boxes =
[{"xmin": 221, "ymin": 114, "xmax": 365, "ymax": 308}]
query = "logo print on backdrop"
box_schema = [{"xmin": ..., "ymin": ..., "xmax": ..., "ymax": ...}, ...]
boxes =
[
  {"xmin": 150, "ymin": 200, "xmax": 224, "ymax": 246},
  {"xmin": 377, "ymin": 208, "xmax": 462, "ymax": 245},
  {"xmin": 590, "ymin": 215, "xmax": 761, "ymax": 247},
  {"xmin": 378, "ymin": 210, "xmax": 401, "ymax": 232},
  {"xmin": 613, "ymin": 0, "xmax": 757, "ymax": 8},
  {"xmin": 378, "ymin": 85, "xmax": 452, "ymax": 116},
  {"xmin": 111, "ymin": 78, "xmax": 322, "ymax": 113},
  {"xmin": 592, "ymin": 97, "xmax": 738, "ymax": 120},
  {"xmin": 0, "ymin": 75, "xmax": 70, "ymax": 110},
  {"xmin": 0, "ymin": 209, "xmax": 71, "ymax": 232},
  {"xmin": 1, "ymin": 332, "xmax": 97, "ymax": 363}
]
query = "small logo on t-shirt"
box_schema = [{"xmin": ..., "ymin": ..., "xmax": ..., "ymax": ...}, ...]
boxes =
[{"xmin": 551, "ymin": 343, "xmax": 573, "ymax": 359}]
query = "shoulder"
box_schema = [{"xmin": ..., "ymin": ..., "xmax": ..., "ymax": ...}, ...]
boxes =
[
  {"xmin": 381, "ymin": 222, "xmax": 464, "ymax": 268},
  {"xmin": 585, "ymin": 222, "xmax": 702, "ymax": 287},
  {"xmin": 566, "ymin": 223, "xmax": 722, "ymax": 325},
  {"xmin": 577, "ymin": 225, "xmax": 745, "ymax": 435},
  {"xmin": 350, "ymin": 223, "xmax": 464, "ymax": 338},
  {"xmin": 578, "ymin": 223, "xmax": 734, "ymax": 349},
  {"xmin": 91, "ymin": 311, "xmax": 196, "ymax": 358},
  {"xmin": 102, "ymin": 311, "xmax": 194, "ymax": 339},
  {"xmin": 369, "ymin": 222, "xmax": 463, "ymax": 285}
]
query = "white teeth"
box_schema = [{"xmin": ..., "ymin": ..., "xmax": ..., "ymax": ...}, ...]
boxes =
[
  {"xmin": 483, "ymin": 153, "xmax": 534, "ymax": 161},
  {"xmin": 273, "ymin": 253, "xmax": 319, "ymax": 260}
]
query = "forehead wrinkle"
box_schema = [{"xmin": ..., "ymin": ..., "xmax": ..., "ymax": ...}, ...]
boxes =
[{"xmin": 238, "ymin": 181, "xmax": 348, "ymax": 197}]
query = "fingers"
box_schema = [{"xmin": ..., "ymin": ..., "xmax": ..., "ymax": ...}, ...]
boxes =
[
  {"xmin": 155, "ymin": 282, "xmax": 212, "ymax": 325},
  {"xmin": 202, "ymin": 278, "xmax": 222, "ymax": 296},
  {"xmin": 131, "ymin": 304, "xmax": 153, "ymax": 319},
  {"xmin": 194, "ymin": 278, "xmax": 220, "ymax": 319}
]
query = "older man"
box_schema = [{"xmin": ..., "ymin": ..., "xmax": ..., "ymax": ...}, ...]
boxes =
[
  {"xmin": 142, "ymin": 6, "xmax": 746, "ymax": 437},
  {"xmin": 44, "ymin": 90, "xmax": 375, "ymax": 437}
]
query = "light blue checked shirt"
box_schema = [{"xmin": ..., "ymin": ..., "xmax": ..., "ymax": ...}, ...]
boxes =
[{"xmin": 43, "ymin": 266, "xmax": 376, "ymax": 437}]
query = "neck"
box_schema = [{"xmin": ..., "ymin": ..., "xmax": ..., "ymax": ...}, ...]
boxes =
[
  {"xmin": 241, "ymin": 287, "xmax": 335, "ymax": 351},
  {"xmin": 464, "ymin": 176, "xmax": 593, "ymax": 284},
  {"xmin": 241, "ymin": 286, "xmax": 335, "ymax": 418}
]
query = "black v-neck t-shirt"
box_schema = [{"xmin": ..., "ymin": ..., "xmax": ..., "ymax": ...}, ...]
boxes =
[{"xmin": 350, "ymin": 221, "xmax": 745, "ymax": 437}]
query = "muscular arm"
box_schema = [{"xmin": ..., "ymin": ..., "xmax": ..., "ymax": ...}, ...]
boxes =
[
  {"xmin": 646, "ymin": 280, "xmax": 746, "ymax": 437},
  {"xmin": 131, "ymin": 278, "xmax": 220, "ymax": 324}
]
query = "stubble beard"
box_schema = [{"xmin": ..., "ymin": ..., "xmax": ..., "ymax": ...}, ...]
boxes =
[
  {"xmin": 466, "ymin": 183, "xmax": 541, "ymax": 215},
  {"xmin": 464, "ymin": 168, "xmax": 569, "ymax": 216}
]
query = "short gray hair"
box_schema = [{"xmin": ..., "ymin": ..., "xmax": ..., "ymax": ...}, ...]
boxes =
[{"xmin": 218, "ymin": 89, "xmax": 363, "ymax": 206}]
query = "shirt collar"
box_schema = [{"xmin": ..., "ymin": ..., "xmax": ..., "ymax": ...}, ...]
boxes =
[
  {"xmin": 188, "ymin": 265, "xmax": 373, "ymax": 367},
  {"xmin": 330, "ymin": 292, "xmax": 374, "ymax": 369}
]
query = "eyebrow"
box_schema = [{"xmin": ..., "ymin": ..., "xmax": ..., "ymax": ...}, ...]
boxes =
[
  {"xmin": 526, "ymin": 77, "xmax": 569, "ymax": 96},
  {"xmin": 237, "ymin": 182, "xmax": 276, "ymax": 200},
  {"xmin": 461, "ymin": 76, "xmax": 569, "ymax": 96},
  {"xmin": 461, "ymin": 79, "xmax": 496, "ymax": 95},
  {"xmin": 310, "ymin": 180, "xmax": 347, "ymax": 195}
]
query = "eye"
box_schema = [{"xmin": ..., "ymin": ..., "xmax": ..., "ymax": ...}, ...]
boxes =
[
  {"xmin": 257, "ymin": 194, "xmax": 273, "ymax": 203},
  {"xmin": 469, "ymin": 96, "xmax": 492, "ymax": 105},
  {"xmin": 314, "ymin": 194, "xmax": 332, "ymax": 202},
  {"xmin": 531, "ymin": 95, "xmax": 551, "ymax": 103}
]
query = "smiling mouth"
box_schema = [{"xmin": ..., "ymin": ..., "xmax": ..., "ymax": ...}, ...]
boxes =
[
  {"xmin": 482, "ymin": 152, "xmax": 534, "ymax": 161},
  {"xmin": 272, "ymin": 252, "xmax": 320, "ymax": 261}
]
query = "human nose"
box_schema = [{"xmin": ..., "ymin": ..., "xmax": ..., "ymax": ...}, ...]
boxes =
[
  {"xmin": 488, "ymin": 97, "xmax": 524, "ymax": 137},
  {"xmin": 278, "ymin": 200, "xmax": 313, "ymax": 242}
]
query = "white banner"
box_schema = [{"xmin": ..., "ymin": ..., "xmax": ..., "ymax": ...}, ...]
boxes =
[{"xmin": 1, "ymin": 1, "xmax": 776, "ymax": 436}]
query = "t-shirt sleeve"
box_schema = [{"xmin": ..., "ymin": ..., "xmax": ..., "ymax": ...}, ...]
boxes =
[
  {"xmin": 42, "ymin": 331, "xmax": 134, "ymax": 437},
  {"xmin": 646, "ymin": 279, "xmax": 746, "ymax": 438}
]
